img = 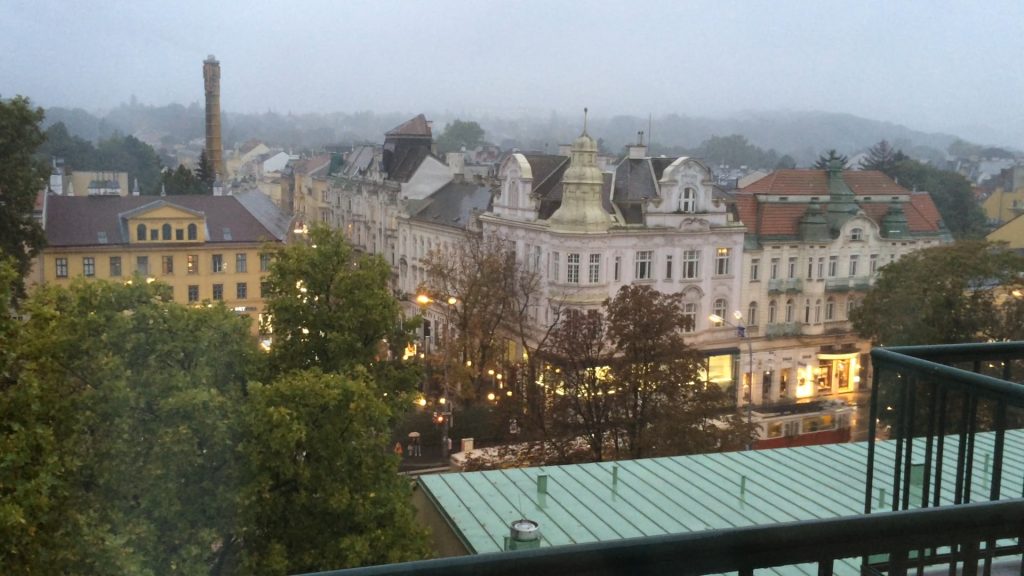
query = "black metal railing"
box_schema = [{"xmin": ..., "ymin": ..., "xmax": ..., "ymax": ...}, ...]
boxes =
[
  {"xmin": 865, "ymin": 341, "xmax": 1024, "ymax": 575},
  {"xmin": 302, "ymin": 499, "xmax": 1024, "ymax": 576},
  {"xmin": 300, "ymin": 342, "xmax": 1024, "ymax": 576}
]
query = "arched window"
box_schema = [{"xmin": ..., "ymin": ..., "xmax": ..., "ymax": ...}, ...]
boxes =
[
  {"xmin": 137, "ymin": 224, "xmax": 147, "ymax": 241},
  {"xmin": 768, "ymin": 300, "xmax": 777, "ymax": 324},
  {"xmin": 162, "ymin": 223, "xmax": 172, "ymax": 241},
  {"xmin": 680, "ymin": 187, "xmax": 696, "ymax": 213},
  {"xmin": 187, "ymin": 223, "xmax": 197, "ymax": 240},
  {"xmin": 850, "ymin": 227, "xmax": 864, "ymax": 241},
  {"xmin": 747, "ymin": 302, "xmax": 758, "ymax": 326},
  {"xmin": 847, "ymin": 297, "xmax": 859, "ymax": 318},
  {"xmin": 814, "ymin": 299, "xmax": 822, "ymax": 323},
  {"xmin": 825, "ymin": 297, "xmax": 835, "ymax": 321},
  {"xmin": 712, "ymin": 298, "xmax": 727, "ymax": 324},
  {"xmin": 785, "ymin": 299, "xmax": 794, "ymax": 323},
  {"xmin": 804, "ymin": 300, "xmax": 811, "ymax": 324}
]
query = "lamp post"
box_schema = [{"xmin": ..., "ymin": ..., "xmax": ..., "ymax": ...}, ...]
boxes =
[
  {"xmin": 710, "ymin": 310, "xmax": 755, "ymax": 450},
  {"xmin": 416, "ymin": 293, "xmax": 458, "ymax": 462}
]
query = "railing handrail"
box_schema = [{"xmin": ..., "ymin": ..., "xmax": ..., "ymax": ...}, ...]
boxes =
[
  {"xmin": 872, "ymin": 346, "xmax": 1024, "ymax": 405},
  {"xmin": 883, "ymin": 341, "xmax": 1024, "ymax": 361},
  {"xmin": 301, "ymin": 499, "xmax": 1024, "ymax": 576}
]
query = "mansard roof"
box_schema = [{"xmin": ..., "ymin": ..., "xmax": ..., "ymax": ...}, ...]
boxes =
[
  {"xmin": 735, "ymin": 169, "xmax": 945, "ymax": 239},
  {"xmin": 44, "ymin": 194, "xmax": 282, "ymax": 247},
  {"xmin": 387, "ymin": 146, "xmax": 433, "ymax": 183},
  {"xmin": 409, "ymin": 180, "xmax": 493, "ymax": 230}
]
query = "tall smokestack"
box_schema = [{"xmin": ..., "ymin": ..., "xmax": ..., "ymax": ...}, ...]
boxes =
[{"xmin": 203, "ymin": 55, "xmax": 224, "ymax": 179}]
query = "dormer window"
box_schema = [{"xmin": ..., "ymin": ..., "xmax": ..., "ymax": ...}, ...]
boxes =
[
  {"xmin": 680, "ymin": 187, "xmax": 696, "ymax": 213},
  {"xmin": 187, "ymin": 223, "xmax": 198, "ymax": 241},
  {"xmin": 137, "ymin": 223, "xmax": 147, "ymax": 241},
  {"xmin": 850, "ymin": 227, "xmax": 863, "ymax": 241},
  {"xmin": 162, "ymin": 223, "xmax": 172, "ymax": 241}
]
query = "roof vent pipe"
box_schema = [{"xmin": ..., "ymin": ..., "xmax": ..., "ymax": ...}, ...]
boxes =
[{"xmin": 505, "ymin": 519, "xmax": 541, "ymax": 551}]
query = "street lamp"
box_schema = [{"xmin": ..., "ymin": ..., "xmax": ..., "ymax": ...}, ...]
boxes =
[
  {"xmin": 709, "ymin": 310, "xmax": 755, "ymax": 450},
  {"xmin": 417, "ymin": 292, "xmax": 459, "ymax": 461}
]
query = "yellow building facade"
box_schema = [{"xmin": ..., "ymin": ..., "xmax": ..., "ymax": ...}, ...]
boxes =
[{"xmin": 34, "ymin": 193, "xmax": 289, "ymax": 332}]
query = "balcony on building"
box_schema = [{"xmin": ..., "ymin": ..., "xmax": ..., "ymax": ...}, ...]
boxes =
[{"xmin": 315, "ymin": 341, "xmax": 1024, "ymax": 576}]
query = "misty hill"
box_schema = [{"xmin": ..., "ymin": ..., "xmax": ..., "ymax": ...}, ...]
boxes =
[{"xmin": 42, "ymin": 103, "xmax": 992, "ymax": 168}]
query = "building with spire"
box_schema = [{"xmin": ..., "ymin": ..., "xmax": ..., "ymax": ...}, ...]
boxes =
[
  {"xmin": 481, "ymin": 122, "xmax": 746, "ymax": 389},
  {"xmin": 731, "ymin": 166, "xmax": 950, "ymax": 407}
]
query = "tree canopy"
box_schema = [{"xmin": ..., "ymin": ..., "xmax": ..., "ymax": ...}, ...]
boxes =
[
  {"xmin": 0, "ymin": 96, "xmax": 47, "ymax": 299},
  {"xmin": 35, "ymin": 121, "xmax": 165, "ymax": 195},
  {"xmin": 434, "ymin": 119, "xmax": 485, "ymax": 154},
  {"xmin": 850, "ymin": 241, "xmax": 1024, "ymax": 346},
  {"xmin": 859, "ymin": 139, "xmax": 906, "ymax": 173},
  {"xmin": 886, "ymin": 156, "xmax": 986, "ymax": 239},
  {"xmin": 1, "ymin": 258, "xmax": 430, "ymax": 573}
]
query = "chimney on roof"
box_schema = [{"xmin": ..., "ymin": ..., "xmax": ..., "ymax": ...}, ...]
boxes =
[
  {"xmin": 628, "ymin": 130, "xmax": 648, "ymax": 159},
  {"xmin": 446, "ymin": 152, "xmax": 465, "ymax": 183}
]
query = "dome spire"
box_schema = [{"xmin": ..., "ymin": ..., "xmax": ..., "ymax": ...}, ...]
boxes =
[{"xmin": 583, "ymin": 107, "xmax": 589, "ymax": 136}]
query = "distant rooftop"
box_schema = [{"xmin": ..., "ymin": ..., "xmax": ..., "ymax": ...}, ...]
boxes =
[{"xmin": 419, "ymin": 431, "xmax": 1024, "ymax": 574}]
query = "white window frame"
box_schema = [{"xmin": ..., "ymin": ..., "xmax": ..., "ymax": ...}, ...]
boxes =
[{"xmin": 635, "ymin": 250, "xmax": 653, "ymax": 280}]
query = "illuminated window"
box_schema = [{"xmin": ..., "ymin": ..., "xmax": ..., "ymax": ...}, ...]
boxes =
[
  {"xmin": 715, "ymin": 248, "xmax": 731, "ymax": 276},
  {"xmin": 712, "ymin": 299, "xmax": 727, "ymax": 323},
  {"xmin": 187, "ymin": 255, "xmax": 199, "ymax": 274}
]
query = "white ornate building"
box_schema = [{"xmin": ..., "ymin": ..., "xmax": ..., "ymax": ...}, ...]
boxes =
[{"xmin": 482, "ymin": 129, "xmax": 747, "ymax": 395}]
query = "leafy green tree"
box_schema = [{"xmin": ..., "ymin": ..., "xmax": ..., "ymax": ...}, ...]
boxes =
[
  {"xmin": 0, "ymin": 96, "xmax": 47, "ymax": 299},
  {"xmin": 1, "ymin": 278, "xmax": 258, "ymax": 574},
  {"xmin": 435, "ymin": 119, "xmax": 485, "ymax": 154},
  {"xmin": 775, "ymin": 154, "xmax": 797, "ymax": 169},
  {"xmin": 262, "ymin": 226, "xmax": 412, "ymax": 383},
  {"xmin": 35, "ymin": 121, "xmax": 98, "ymax": 168},
  {"xmin": 851, "ymin": 241, "xmax": 1024, "ymax": 346},
  {"xmin": 887, "ymin": 158, "xmax": 986, "ymax": 239},
  {"xmin": 96, "ymin": 133, "xmax": 164, "ymax": 194},
  {"xmin": 237, "ymin": 369, "xmax": 429, "ymax": 574},
  {"xmin": 813, "ymin": 149, "xmax": 849, "ymax": 169},
  {"xmin": 695, "ymin": 134, "xmax": 781, "ymax": 170},
  {"xmin": 162, "ymin": 163, "xmax": 208, "ymax": 195}
]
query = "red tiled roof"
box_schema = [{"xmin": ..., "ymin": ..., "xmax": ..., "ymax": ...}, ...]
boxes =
[
  {"xmin": 386, "ymin": 114, "xmax": 432, "ymax": 137},
  {"xmin": 736, "ymin": 169, "xmax": 943, "ymax": 237},
  {"xmin": 741, "ymin": 169, "xmax": 908, "ymax": 197}
]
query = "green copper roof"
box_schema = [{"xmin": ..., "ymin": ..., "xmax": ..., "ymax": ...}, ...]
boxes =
[{"xmin": 419, "ymin": 431, "xmax": 1024, "ymax": 575}]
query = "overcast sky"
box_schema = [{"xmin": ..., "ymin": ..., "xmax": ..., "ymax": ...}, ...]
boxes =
[{"xmin": 4, "ymin": 0, "xmax": 1023, "ymax": 146}]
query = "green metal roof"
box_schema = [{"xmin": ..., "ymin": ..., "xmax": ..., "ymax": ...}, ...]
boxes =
[{"xmin": 419, "ymin": 431, "xmax": 1024, "ymax": 575}]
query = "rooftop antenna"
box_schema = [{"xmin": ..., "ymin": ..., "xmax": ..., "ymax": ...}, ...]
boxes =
[{"xmin": 648, "ymin": 113, "xmax": 653, "ymax": 155}]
